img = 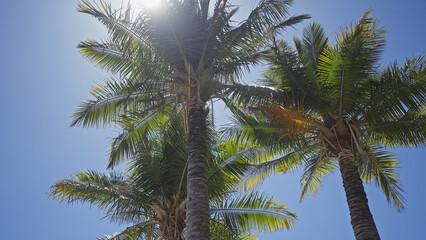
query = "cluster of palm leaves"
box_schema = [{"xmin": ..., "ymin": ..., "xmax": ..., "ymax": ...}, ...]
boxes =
[
  {"xmin": 50, "ymin": 0, "xmax": 425, "ymax": 239},
  {"xmin": 225, "ymin": 10, "xmax": 425, "ymax": 240},
  {"xmin": 51, "ymin": 115, "xmax": 296, "ymax": 239}
]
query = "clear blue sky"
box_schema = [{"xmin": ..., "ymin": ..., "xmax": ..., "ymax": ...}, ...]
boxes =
[{"xmin": 0, "ymin": 0, "xmax": 424, "ymax": 239}]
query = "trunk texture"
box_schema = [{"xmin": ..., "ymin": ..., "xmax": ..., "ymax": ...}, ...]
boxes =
[
  {"xmin": 338, "ymin": 149, "xmax": 380, "ymax": 240},
  {"xmin": 186, "ymin": 103, "xmax": 210, "ymax": 240}
]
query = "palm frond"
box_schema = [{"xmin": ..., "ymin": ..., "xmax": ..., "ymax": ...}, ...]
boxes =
[
  {"xmin": 78, "ymin": 1, "xmax": 153, "ymax": 49},
  {"xmin": 210, "ymin": 219, "xmax": 259, "ymax": 240},
  {"xmin": 318, "ymin": 9, "xmax": 386, "ymax": 119},
  {"xmin": 368, "ymin": 108, "xmax": 426, "ymax": 147},
  {"xmin": 224, "ymin": 84, "xmax": 285, "ymax": 107},
  {"xmin": 49, "ymin": 170, "xmax": 149, "ymax": 224},
  {"xmin": 210, "ymin": 0, "xmax": 309, "ymax": 78},
  {"xmin": 243, "ymin": 0, "xmax": 297, "ymax": 33},
  {"xmin": 211, "ymin": 191, "xmax": 297, "ymax": 232},
  {"xmin": 221, "ymin": 100, "xmax": 316, "ymax": 150},
  {"xmin": 237, "ymin": 145, "xmax": 315, "ymax": 191},
  {"xmin": 221, "ymin": 113, "xmax": 292, "ymax": 149},
  {"xmin": 364, "ymin": 53, "xmax": 426, "ymax": 147},
  {"xmin": 108, "ymin": 107, "xmax": 172, "ymax": 168},
  {"xmin": 299, "ymin": 154, "xmax": 338, "ymax": 201},
  {"xmin": 294, "ymin": 22, "xmax": 328, "ymax": 69},
  {"xmin": 357, "ymin": 146, "xmax": 405, "ymax": 211},
  {"xmin": 127, "ymin": 114, "xmax": 189, "ymax": 198},
  {"xmin": 71, "ymin": 77, "xmax": 170, "ymax": 127},
  {"xmin": 262, "ymin": 40, "xmax": 323, "ymax": 110},
  {"xmin": 208, "ymin": 144, "xmax": 252, "ymax": 201},
  {"xmin": 272, "ymin": 14, "xmax": 311, "ymax": 35},
  {"xmin": 249, "ymin": 105, "xmax": 318, "ymax": 135},
  {"xmin": 78, "ymin": 38, "xmax": 165, "ymax": 81},
  {"xmin": 97, "ymin": 221, "xmax": 158, "ymax": 240}
]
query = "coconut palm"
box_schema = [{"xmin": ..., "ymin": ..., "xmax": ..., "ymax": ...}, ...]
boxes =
[
  {"xmin": 50, "ymin": 115, "xmax": 296, "ymax": 239},
  {"xmin": 224, "ymin": 10, "xmax": 426, "ymax": 240},
  {"xmin": 71, "ymin": 1, "xmax": 308, "ymax": 238}
]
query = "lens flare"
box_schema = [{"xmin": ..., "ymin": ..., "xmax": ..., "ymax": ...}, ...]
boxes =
[{"xmin": 140, "ymin": 0, "xmax": 162, "ymax": 10}]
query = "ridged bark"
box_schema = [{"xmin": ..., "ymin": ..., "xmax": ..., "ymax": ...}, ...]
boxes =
[
  {"xmin": 186, "ymin": 103, "xmax": 210, "ymax": 240},
  {"xmin": 338, "ymin": 149, "xmax": 380, "ymax": 240}
]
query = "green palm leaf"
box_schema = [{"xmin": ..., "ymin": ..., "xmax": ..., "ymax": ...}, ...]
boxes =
[
  {"xmin": 357, "ymin": 146, "xmax": 405, "ymax": 211},
  {"xmin": 299, "ymin": 154, "xmax": 338, "ymax": 201},
  {"xmin": 318, "ymin": 9, "xmax": 386, "ymax": 119},
  {"xmin": 97, "ymin": 221, "xmax": 158, "ymax": 240},
  {"xmin": 108, "ymin": 107, "xmax": 174, "ymax": 168},
  {"xmin": 49, "ymin": 170, "xmax": 150, "ymax": 224},
  {"xmin": 365, "ymin": 53, "xmax": 426, "ymax": 147},
  {"xmin": 71, "ymin": 77, "xmax": 171, "ymax": 128},
  {"xmin": 210, "ymin": 220, "xmax": 259, "ymax": 240},
  {"xmin": 211, "ymin": 191, "xmax": 297, "ymax": 232},
  {"xmin": 294, "ymin": 22, "xmax": 328, "ymax": 70}
]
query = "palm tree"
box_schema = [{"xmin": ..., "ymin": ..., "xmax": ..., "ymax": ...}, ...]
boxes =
[
  {"xmin": 50, "ymin": 115, "xmax": 297, "ymax": 239},
  {"xmin": 224, "ymin": 10, "xmax": 426, "ymax": 240},
  {"xmin": 71, "ymin": 1, "xmax": 309, "ymax": 238}
]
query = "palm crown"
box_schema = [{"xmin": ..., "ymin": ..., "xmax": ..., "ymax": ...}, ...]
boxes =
[
  {"xmin": 225, "ymin": 10, "xmax": 425, "ymax": 239},
  {"xmin": 50, "ymin": 115, "xmax": 297, "ymax": 239},
  {"xmin": 72, "ymin": 0, "xmax": 309, "ymax": 133}
]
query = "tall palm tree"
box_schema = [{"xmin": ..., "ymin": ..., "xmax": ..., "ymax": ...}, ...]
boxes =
[
  {"xmin": 50, "ymin": 115, "xmax": 297, "ymax": 239},
  {"xmin": 224, "ymin": 10, "xmax": 426, "ymax": 240},
  {"xmin": 71, "ymin": 1, "xmax": 309, "ymax": 238}
]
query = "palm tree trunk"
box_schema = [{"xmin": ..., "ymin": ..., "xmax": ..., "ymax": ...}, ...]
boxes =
[
  {"xmin": 186, "ymin": 103, "xmax": 210, "ymax": 240},
  {"xmin": 338, "ymin": 149, "xmax": 380, "ymax": 240}
]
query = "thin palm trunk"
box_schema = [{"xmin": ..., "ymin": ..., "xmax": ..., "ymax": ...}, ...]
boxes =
[
  {"xmin": 338, "ymin": 149, "xmax": 380, "ymax": 240},
  {"xmin": 186, "ymin": 103, "xmax": 210, "ymax": 240}
]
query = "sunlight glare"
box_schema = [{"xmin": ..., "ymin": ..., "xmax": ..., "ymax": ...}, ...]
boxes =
[{"xmin": 138, "ymin": 0, "xmax": 163, "ymax": 10}]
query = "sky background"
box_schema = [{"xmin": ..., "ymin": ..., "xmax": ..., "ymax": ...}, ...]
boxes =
[{"xmin": 0, "ymin": 0, "xmax": 425, "ymax": 239}]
